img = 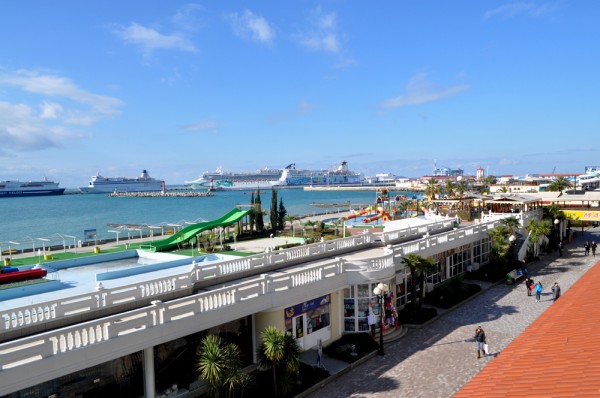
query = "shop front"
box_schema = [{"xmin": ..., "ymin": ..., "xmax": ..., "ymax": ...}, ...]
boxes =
[{"xmin": 285, "ymin": 294, "xmax": 331, "ymax": 350}]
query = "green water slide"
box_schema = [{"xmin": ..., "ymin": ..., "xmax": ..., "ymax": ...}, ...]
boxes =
[{"xmin": 144, "ymin": 208, "xmax": 252, "ymax": 252}]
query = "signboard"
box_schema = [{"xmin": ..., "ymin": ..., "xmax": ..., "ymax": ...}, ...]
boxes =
[
  {"xmin": 284, "ymin": 294, "xmax": 330, "ymax": 319},
  {"xmin": 84, "ymin": 229, "xmax": 97, "ymax": 242},
  {"xmin": 563, "ymin": 210, "xmax": 600, "ymax": 221}
]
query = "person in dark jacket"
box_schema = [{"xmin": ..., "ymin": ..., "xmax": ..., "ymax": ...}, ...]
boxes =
[
  {"xmin": 525, "ymin": 277, "xmax": 534, "ymax": 296},
  {"xmin": 551, "ymin": 282, "xmax": 561, "ymax": 302},
  {"xmin": 474, "ymin": 326, "xmax": 486, "ymax": 358}
]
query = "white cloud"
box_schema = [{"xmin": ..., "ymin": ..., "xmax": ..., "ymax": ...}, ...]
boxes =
[
  {"xmin": 380, "ymin": 72, "xmax": 470, "ymax": 109},
  {"xmin": 297, "ymin": 7, "xmax": 341, "ymax": 54},
  {"xmin": 39, "ymin": 101, "xmax": 64, "ymax": 119},
  {"xmin": 183, "ymin": 118, "xmax": 218, "ymax": 133},
  {"xmin": 172, "ymin": 3, "xmax": 205, "ymax": 32},
  {"xmin": 0, "ymin": 101, "xmax": 77, "ymax": 151},
  {"xmin": 115, "ymin": 22, "xmax": 197, "ymax": 55},
  {"xmin": 226, "ymin": 10, "xmax": 275, "ymax": 44},
  {"xmin": 0, "ymin": 70, "xmax": 122, "ymax": 119},
  {"xmin": 0, "ymin": 70, "xmax": 122, "ymax": 152},
  {"xmin": 484, "ymin": 2, "xmax": 558, "ymax": 20}
]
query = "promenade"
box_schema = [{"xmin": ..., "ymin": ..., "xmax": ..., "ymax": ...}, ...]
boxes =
[{"xmin": 310, "ymin": 226, "xmax": 600, "ymax": 398}]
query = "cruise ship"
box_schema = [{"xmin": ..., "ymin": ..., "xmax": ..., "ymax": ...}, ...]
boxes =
[
  {"xmin": 80, "ymin": 170, "xmax": 164, "ymax": 193},
  {"xmin": 0, "ymin": 178, "xmax": 65, "ymax": 197},
  {"xmin": 186, "ymin": 161, "xmax": 364, "ymax": 190}
]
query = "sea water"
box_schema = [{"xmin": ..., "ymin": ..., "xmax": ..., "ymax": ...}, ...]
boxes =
[{"xmin": 0, "ymin": 189, "xmax": 419, "ymax": 244}]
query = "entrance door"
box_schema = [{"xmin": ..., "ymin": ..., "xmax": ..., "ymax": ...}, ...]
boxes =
[{"xmin": 293, "ymin": 314, "xmax": 305, "ymax": 349}]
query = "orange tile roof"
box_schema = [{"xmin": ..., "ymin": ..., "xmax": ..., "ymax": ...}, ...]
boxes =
[{"xmin": 456, "ymin": 260, "xmax": 600, "ymax": 398}]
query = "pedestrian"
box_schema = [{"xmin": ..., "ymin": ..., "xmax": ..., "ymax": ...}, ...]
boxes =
[
  {"xmin": 316, "ymin": 339, "xmax": 323, "ymax": 368},
  {"xmin": 592, "ymin": 241, "xmax": 597, "ymax": 257},
  {"xmin": 551, "ymin": 282, "xmax": 561, "ymax": 302},
  {"xmin": 474, "ymin": 326, "xmax": 487, "ymax": 359},
  {"xmin": 535, "ymin": 281, "xmax": 543, "ymax": 302},
  {"xmin": 558, "ymin": 240, "xmax": 563, "ymax": 257},
  {"xmin": 584, "ymin": 241, "xmax": 590, "ymax": 256},
  {"xmin": 367, "ymin": 309, "xmax": 376, "ymax": 338},
  {"xmin": 525, "ymin": 277, "xmax": 533, "ymax": 296}
]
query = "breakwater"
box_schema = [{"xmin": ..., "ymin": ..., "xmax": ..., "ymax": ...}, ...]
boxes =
[{"xmin": 107, "ymin": 191, "xmax": 213, "ymax": 198}]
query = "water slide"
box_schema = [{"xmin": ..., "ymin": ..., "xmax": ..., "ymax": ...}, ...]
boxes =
[
  {"xmin": 341, "ymin": 208, "xmax": 370, "ymax": 221},
  {"xmin": 145, "ymin": 208, "xmax": 252, "ymax": 252}
]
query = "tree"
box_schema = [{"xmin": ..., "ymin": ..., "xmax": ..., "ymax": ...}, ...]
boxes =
[
  {"xmin": 424, "ymin": 178, "xmax": 440, "ymax": 200},
  {"xmin": 257, "ymin": 326, "xmax": 301, "ymax": 397},
  {"xmin": 482, "ymin": 175, "xmax": 497, "ymax": 193},
  {"xmin": 488, "ymin": 224, "xmax": 512, "ymax": 267},
  {"xmin": 547, "ymin": 176, "xmax": 571, "ymax": 194},
  {"xmin": 444, "ymin": 180, "xmax": 455, "ymax": 198},
  {"xmin": 402, "ymin": 253, "xmax": 438, "ymax": 314},
  {"xmin": 197, "ymin": 334, "xmax": 252, "ymax": 398},
  {"xmin": 500, "ymin": 216, "xmax": 521, "ymax": 236},
  {"xmin": 249, "ymin": 193, "xmax": 256, "ymax": 232},
  {"xmin": 277, "ymin": 198, "xmax": 287, "ymax": 230},
  {"xmin": 270, "ymin": 188, "xmax": 278, "ymax": 232},
  {"xmin": 255, "ymin": 190, "xmax": 264, "ymax": 232},
  {"xmin": 455, "ymin": 180, "xmax": 467, "ymax": 198},
  {"xmin": 526, "ymin": 219, "xmax": 552, "ymax": 257},
  {"xmin": 498, "ymin": 186, "xmax": 509, "ymax": 193}
]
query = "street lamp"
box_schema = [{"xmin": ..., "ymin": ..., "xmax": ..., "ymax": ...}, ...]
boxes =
[
  {"xmin": 554, "ymin": 219, "xmax": 560, "ymax": 244},
  {"xmin": 372, "ymin": 282, "xmax": 389, "ymax": 356}
]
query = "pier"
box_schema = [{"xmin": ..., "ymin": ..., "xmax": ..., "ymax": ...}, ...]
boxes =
[{"xmin": 107, "ymin": 190, "xmax": 213, "ymax": 198}]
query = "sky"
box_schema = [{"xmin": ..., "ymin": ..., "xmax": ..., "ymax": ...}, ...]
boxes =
[{"xmin": 1, "ymin": 1, "xmax": 599, "ymax": 188}]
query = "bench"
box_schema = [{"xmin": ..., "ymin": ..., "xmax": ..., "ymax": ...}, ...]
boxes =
[{"xmin": 506, "ymin": 269, "xmax": 524, "ymax": 284}]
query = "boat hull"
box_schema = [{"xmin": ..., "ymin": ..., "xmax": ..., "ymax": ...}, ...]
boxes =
[{"xmin": 0, "ymin": 188, "xmax": 65, "ymax": 198}]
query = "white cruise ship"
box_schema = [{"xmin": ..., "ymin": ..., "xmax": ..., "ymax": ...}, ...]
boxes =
[
  {"xmin": 186, "ymin": 161, "xmax": 364, "ymax": 190},
  {"xmin": 80, "ymin": 170, "xmax": 164, "ymax": 193},
  {"xmin": 0, "ymin": 178, "xmax": 65, "ymax": 198}
]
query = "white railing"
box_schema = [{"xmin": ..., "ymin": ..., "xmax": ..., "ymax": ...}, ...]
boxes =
[
  {"xmin": 0, "ymin": 259, "xmax": 346, "ymax": 390},
  {"xmin": 0, "ymin": 234, "xmax": 372, "ymax": 335},
  {"xmin": 380, "ymin": 218, "xmax": 457, "ymax": 244}
]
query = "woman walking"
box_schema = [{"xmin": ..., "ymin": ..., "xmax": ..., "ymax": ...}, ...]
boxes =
[
  {"xmin": 535, "ymin": 281, "xmax": 543, "ymax": 302},
  {"xmin": 474, "ymin": 326, "xmax": 487, "ymax": 359}
]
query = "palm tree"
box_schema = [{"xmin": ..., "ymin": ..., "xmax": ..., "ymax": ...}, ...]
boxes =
[
  {"xmin": 455, "ymin": 180, "xmax": 467, "ymax": 198},
  {"xmin": 328, "ymin": 218, "xmax": 343, "ymax": 235},
  {"xmin": 402, "ymin": 253, "xmax": 438, "ymax": 314},
  {"xmin": 500, "ymin": 216, "xmax": 521, "ymax": 236},
  {"xmin": 498, "ymin": 186, "xmax": 509, "ymax": 193},
  {"xmin": 257, "ymin": 326, "xmax": 301, "ymax": 396},
  {"xmin": 482, "ymin": 175, "xmax": 497, "ymax": 193},
  {"xmin": 526, "ymin": 219, "xmax": 552, "ymax": 257},
  {"xmin": 424, "ymin": 178, "xmax": 440, "ymax": 200},
  {"xmin": 444, "ymin": 180, "xmax": 455, "ymax": 198},
  {"xmin": 547, "ymin": 176, "xmax": 571, "ymax": 194},
  {"xmin": 488, "ymin": 224, "xmax": 513, "ymax": 267},
  {"xmin": 197, "ymin": 334, "xmax": 251, "ymax": 398}
]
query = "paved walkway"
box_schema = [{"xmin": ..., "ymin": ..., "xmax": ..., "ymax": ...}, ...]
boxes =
[{"xmin": 310, "ymin": 226, "xmax": 600, "ymax": 398}]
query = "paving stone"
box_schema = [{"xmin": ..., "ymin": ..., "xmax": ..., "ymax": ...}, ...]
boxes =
[{"xmin": 310, "ymin": 227, "xmax": 600, "ymax": 398}]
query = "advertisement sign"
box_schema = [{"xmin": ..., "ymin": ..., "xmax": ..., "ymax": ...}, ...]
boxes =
[
  {"xmin": 285, "ymin": 294, "xmax": 330, "ymax": 319},
  {"xmin": 563, "ymin": 210, "xmax": 600, "ymax": 221}
]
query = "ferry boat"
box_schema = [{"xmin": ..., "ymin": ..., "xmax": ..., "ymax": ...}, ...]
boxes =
[
  {"xmin": 0, "ymin": 178, "xmax": 65, "ymax": 198},
  {"xmin": 80, "ymin": 170, "xmax": 164, "ymax": 193},
  {"xmin": 578, "ymin": 166, "xmax": 600, "ymax": 190},
  {"xmin": 185, "ymin": 161, "xmax": 364, "ymax": 190}
]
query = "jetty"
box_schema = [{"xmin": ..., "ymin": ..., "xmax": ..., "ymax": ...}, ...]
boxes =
[{"xmin": 107, "ymin": 190, "xmax": 213, "ymax": 198}]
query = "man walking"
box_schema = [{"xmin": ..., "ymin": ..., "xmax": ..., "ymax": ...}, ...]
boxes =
[
  {"xmin": 592, "ymin": 241, "xmax": 597, "ymax": 257},
  {"xmin": 558, "ymin": 240, "xmax": 563, "ymax": 257},
  {"xmin": 552, "ymin": 282, "xmax": 561, "ymax": 302}
]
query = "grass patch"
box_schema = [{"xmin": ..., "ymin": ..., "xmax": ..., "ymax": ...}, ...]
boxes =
[{"xmin": 0, "ymin": 278, "xmax": 50, "ymax": 291}]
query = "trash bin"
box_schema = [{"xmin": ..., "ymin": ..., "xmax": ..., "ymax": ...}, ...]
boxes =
[
  {"xmin": 3, "ymin": 258, "xmax": 10, "ymax": 266},
  {"xmin": 94, "ymin": 247, "xmax": 101, "ymax": 254},
  {"xmin": 506, "ymin": 275, "xmax": 514, "ymax": 285}
]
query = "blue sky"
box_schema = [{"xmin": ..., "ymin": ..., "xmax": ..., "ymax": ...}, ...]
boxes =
[{"xmin": 1, "ymin": 1, "xmax": 599, "ymax": 187}]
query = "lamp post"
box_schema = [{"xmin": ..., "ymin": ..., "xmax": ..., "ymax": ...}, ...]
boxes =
[
  {"xmin": 373, "ymin": 282, "xmax": 389, "ymax": 356},
  {"xmin": 554, "ymin": 219, "xmax": 560, "ymax": 243}
]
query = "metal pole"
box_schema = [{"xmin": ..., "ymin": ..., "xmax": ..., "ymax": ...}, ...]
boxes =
[{"xmin": 378, "ymin": 293, "xmax": 385, "ymax": 356}]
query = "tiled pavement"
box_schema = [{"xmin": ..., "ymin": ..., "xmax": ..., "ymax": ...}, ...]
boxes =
[{"xmin": 309, "ymin": 226, "xmax": 600, "ymax": 398}]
